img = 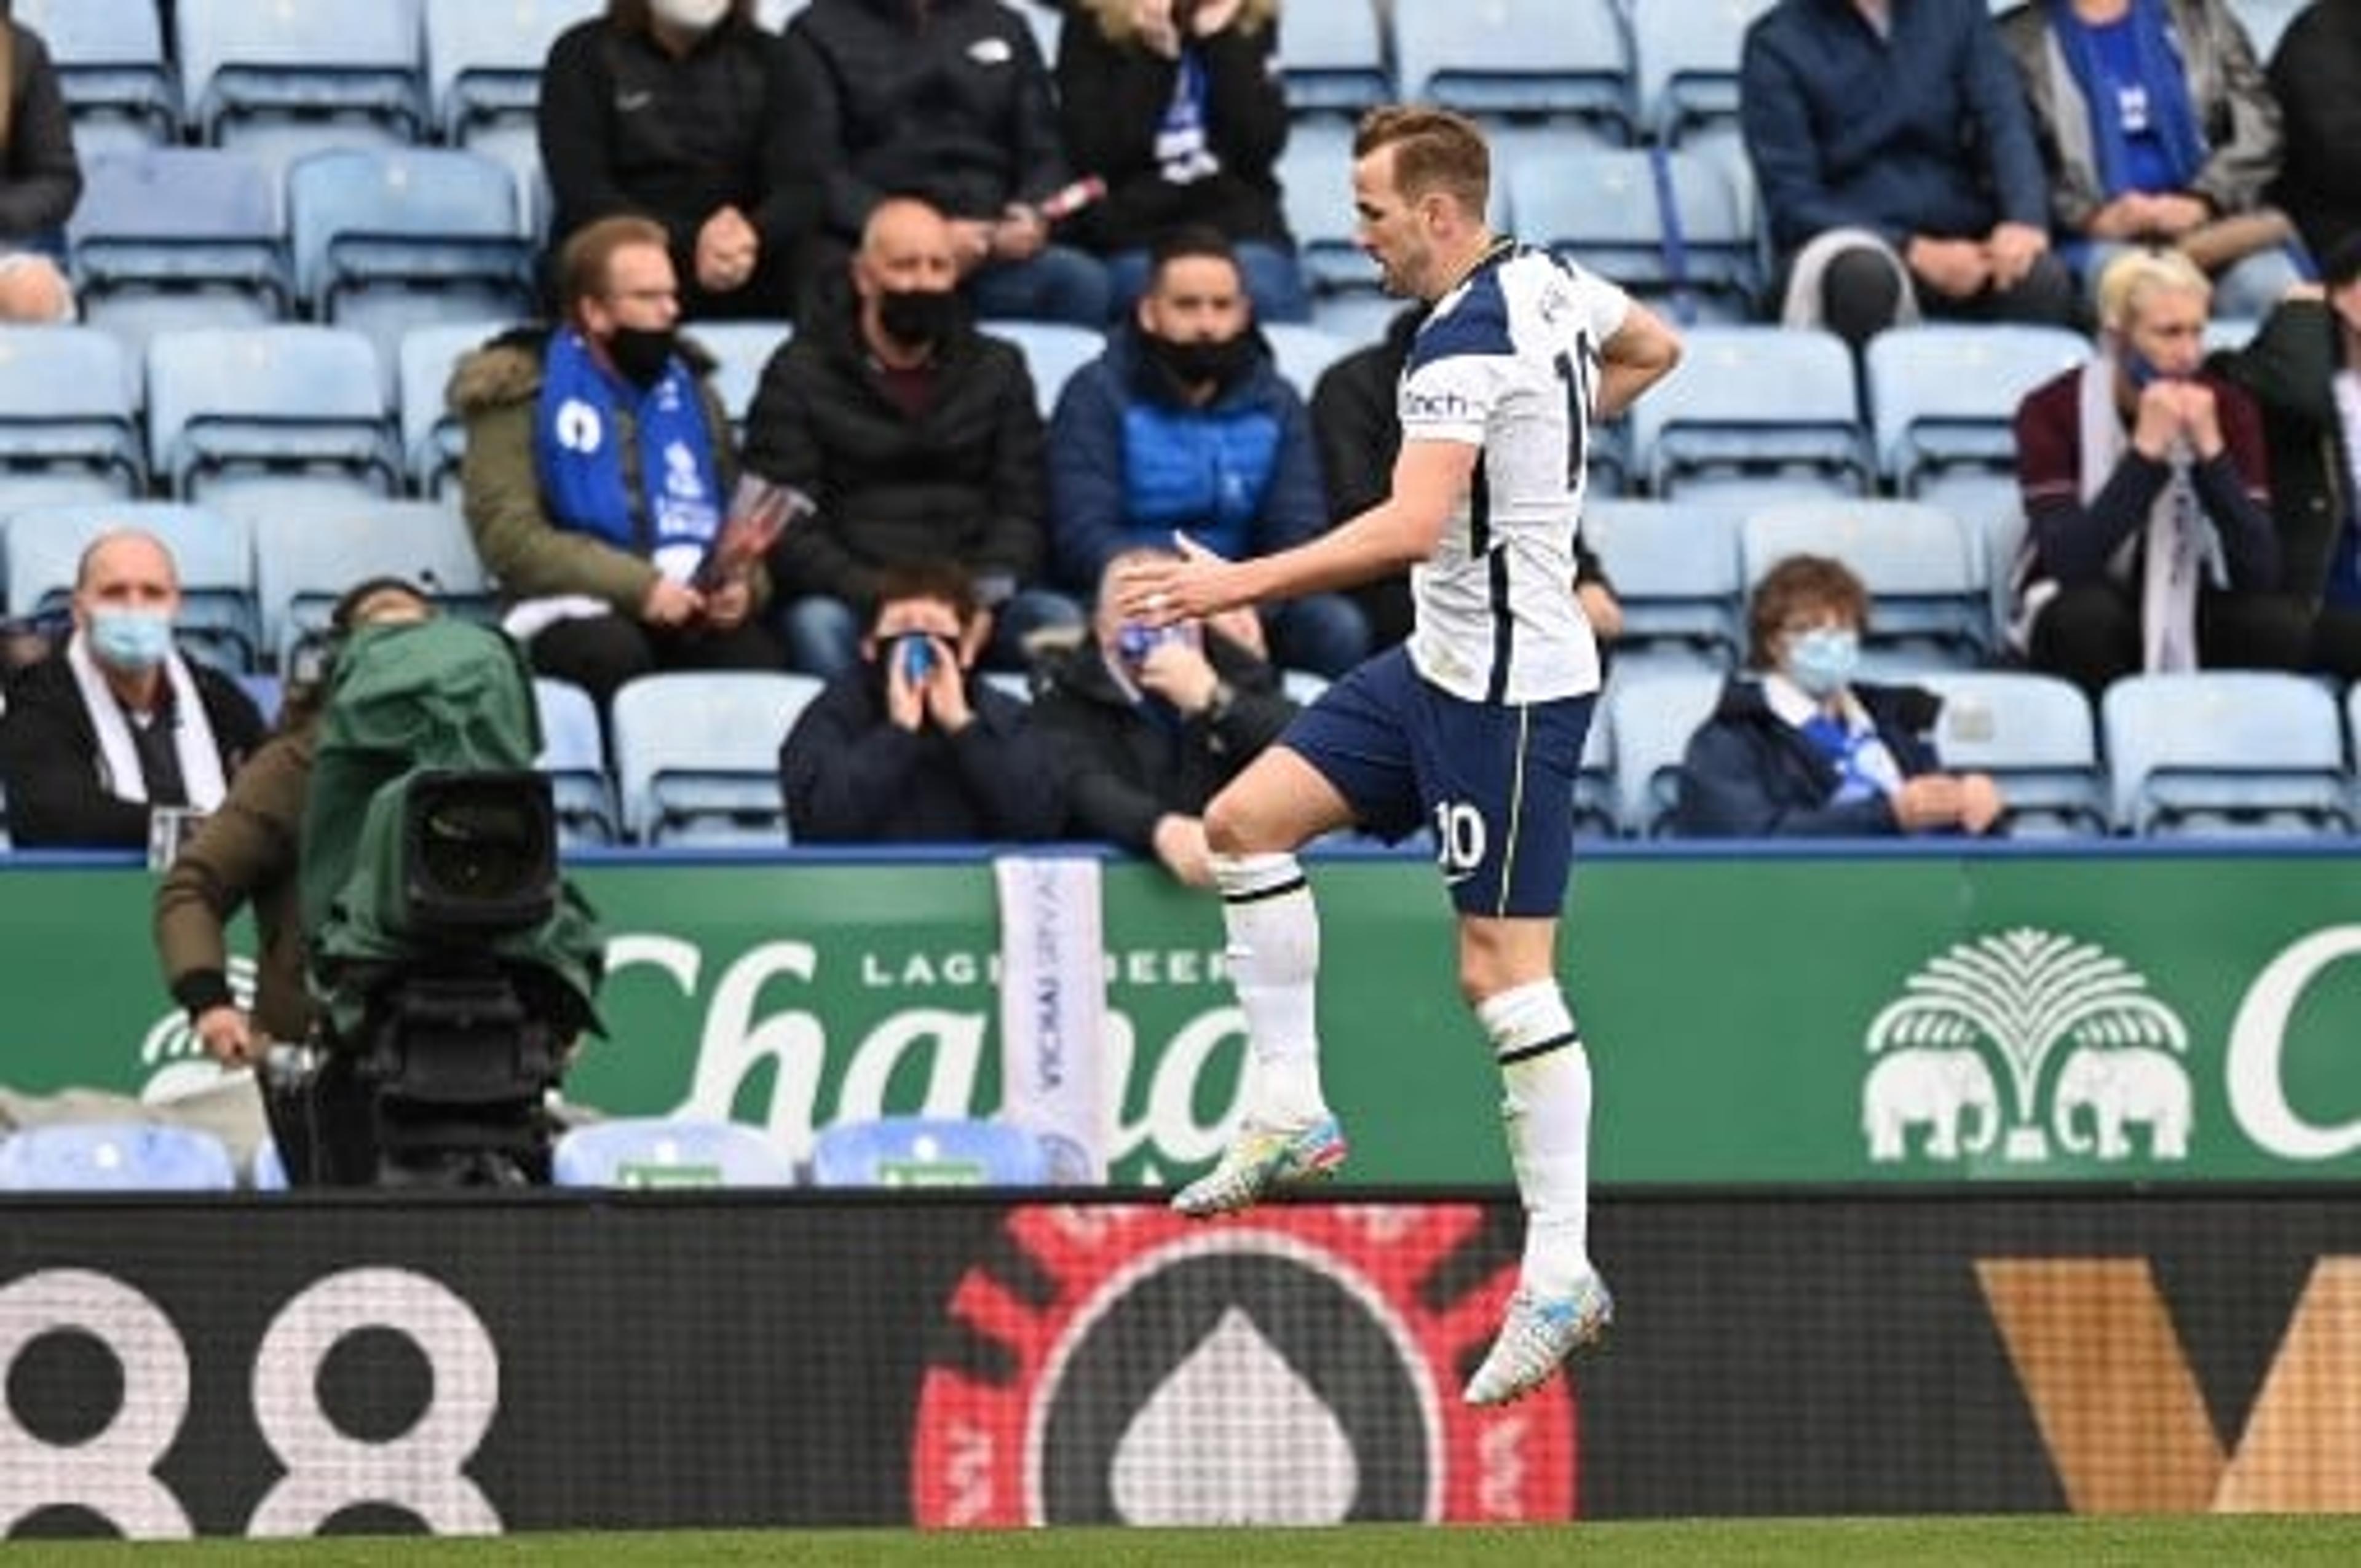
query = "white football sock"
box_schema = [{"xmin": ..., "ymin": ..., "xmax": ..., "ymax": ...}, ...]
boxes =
[
  {"xmin": 1480, "ymin": 980, "xmax": 1593, "ymax": 1298},
  {"xmin": 1213, "ymin": 852, "xmax": 1329, "ymax": 1128}
]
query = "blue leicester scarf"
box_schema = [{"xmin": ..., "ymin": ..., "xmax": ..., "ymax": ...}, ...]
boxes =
[
  {"xmin": 2047, "ymin": 0, "xmax": 2209, "ymax": 198},
  {"xmin": 533, "ymin": 328, "xmax": 722, "ymax": 577}
]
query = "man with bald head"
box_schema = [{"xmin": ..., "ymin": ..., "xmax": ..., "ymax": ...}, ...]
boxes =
[
  {"xmin": 0, "ymin": 529, "xmax": 264, "ymax": 849},
  {"xmin": 744, "ymin": 196, "xmax": 1082, "ymax": 677}
]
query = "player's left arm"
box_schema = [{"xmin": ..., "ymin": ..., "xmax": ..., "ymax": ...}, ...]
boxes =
[{"xmin": 1591, "ymin": 298, "xmax": 1683, "ymax": 422}]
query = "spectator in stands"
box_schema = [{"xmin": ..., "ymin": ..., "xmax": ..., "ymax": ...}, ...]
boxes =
[
  {"xmin": 0, "ymin": 14, "xmax": 80, "ymax": 322},
  {"xmin": 1673, "ymin": 553, "xmax": 2006, "ymax": 837},
  {"xmin": 2011, "ymin": 245, "xmax": 2306, "ymax": 698},
  {"xmin": 743, "ymin": 197, "xmax": 1080, "ymax": 679},
  {"xmin": 1034, "ymin": 544, "xmax": 1295, "ymax": 885},
  {"xmin": 153, "ymin": 579, "xmax": 435, "ymax": 1183},
  {"xmin": 781, "ymin": 0, "xmax": 1109, "ymax": 327},
  {"xmin": 2218, "ymin": 236, "xmax": 2361, "ymax": 678},
  {"xmin": 1998, "ymin": 0, "xmax": 2305, "ymax": 323},
  {"xmin": 1054, "ymin": 0, "xmax": 1308, "ymax": 322},
  {"xmin": 778, "ymin": 561, "xmax": 1066, "ymax": 842},
  {"xmin": 538, "ymin": 0, "xmax": 815, "ymax": 322},
  {"xmin": 1047, "ymin": 226, "xmax": 1367, "ymax": 675},
  {"xmin": 0, "ymin": 530, "xmax": 265, "ymax": 850},
  {"xmin": 1310, "ymin": 304, "xmax": 1623, "ymax": 654},
  {"xmin": 2266, "ymin": 0, "xmax": 2361, "ymax": 263},
  {"xmin": 1740, "ymin": 0, "xmax": 2076, "ymax": 349},
  {"xmin": 453, "ymin": 216, "xmax": 785, "ymax": 709}
]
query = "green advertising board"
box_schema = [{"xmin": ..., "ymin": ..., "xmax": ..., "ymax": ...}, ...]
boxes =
[{"xmin": 6, "ymin": 849, "xmax": 2361, "ymax": 1186}]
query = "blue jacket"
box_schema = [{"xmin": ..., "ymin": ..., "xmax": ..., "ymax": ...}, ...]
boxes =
[
  {"xmin": 1741, "ymin": 0, "xmax": 2051, "ymax": 255},
  {"xmin": 1672, "ymin": 676, "xmax": 1946, "ymax": 837},
  {"xmin": 1045, "ymin": 325, "xmax": 1327, "ymax": 595}
]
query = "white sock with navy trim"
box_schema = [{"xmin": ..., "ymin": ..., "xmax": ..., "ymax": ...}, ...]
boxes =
[
  {"xmin": 1479, "ymin": 979, "xmax": 1593, "ymax": 1298},
  {"xmin": 1212, "ymin": 851, "xmax": 1329, "ymax": 1128}
]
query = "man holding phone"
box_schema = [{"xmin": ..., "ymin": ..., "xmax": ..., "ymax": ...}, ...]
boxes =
[{"xmin": 777, "ymin": 561, "xmax": 1065, "ymax": 844}]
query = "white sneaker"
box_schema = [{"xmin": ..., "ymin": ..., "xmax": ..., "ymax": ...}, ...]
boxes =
[
  {"xmin": 1463, "ymin": 1271, "xmax": 1613, "ymax": 1407},
  {"xmin": 1170, "ymin": 1116, "xmax": 1348, "ymax": 1219}
]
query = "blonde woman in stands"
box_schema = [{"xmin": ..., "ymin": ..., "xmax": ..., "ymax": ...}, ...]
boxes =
[{"xmin": 0, "ymin": 12, "xmax": 79, "ymax": 322}]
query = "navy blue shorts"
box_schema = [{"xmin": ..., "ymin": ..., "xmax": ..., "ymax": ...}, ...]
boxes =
[{"xmin": 1281, "ymin": 647, "xmax": 1596, "ymax": 917}]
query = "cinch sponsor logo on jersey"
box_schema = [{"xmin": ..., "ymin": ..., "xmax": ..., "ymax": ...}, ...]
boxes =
[
  {"xmin": 1402, "ymin": 389, "xmax": 1479, "ymax": 423},
  {"xmin": 909, "ymin": 1205, "xmax": 1576, "ymax": 1526},
  {"xmin": 1861, "ymin": 928, "xmax": 2193, "ymax": 1166}
]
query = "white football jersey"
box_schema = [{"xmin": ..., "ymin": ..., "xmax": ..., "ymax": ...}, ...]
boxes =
[{"xmin": 1398, "ymin": 242, "xmax": 1629, "ymax": 704}]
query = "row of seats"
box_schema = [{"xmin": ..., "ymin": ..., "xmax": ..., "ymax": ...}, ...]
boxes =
[{"xmin": 0, "ymin": 1114, "xmax": 1053, "ymax": 1192}]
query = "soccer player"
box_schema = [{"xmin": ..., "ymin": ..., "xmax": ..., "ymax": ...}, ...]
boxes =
[{"xmin": 1116, "ymin": 106, "xmax": 1683, "ymax": 1406}]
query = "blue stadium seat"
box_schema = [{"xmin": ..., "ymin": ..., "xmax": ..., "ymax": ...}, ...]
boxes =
[
  {"xmin": 1604, "ymin": 668, "xmax": 1726, "ymax": 837},
  {"xmin": 1260, "ymin": 322, "xmax": 1354, "ymax": 397},
  {"xmin": 1507, "ymin": 146, "xmax": 1761, "ymax": 323},
  {"xmin": 1584, "ymin": 497, "xmax": 1745, "ymax": 665},
  {"xmin": 1628, "ymin": 326, "xmax": 1871, "ymax": 502},
  {"xmin": 2234, "ymin": 0, "xmax": 2304, "ymax": 59},
  {"xmin": 1863, "ymin": 324, "xmax": 2087, "ymax": 499},
  {"xmin": 1575, "ymin": 705, "xmax": 1616, "ymax": 837},
  {"xmin": 0, "ymin": 1123, "xmax": 238, "ymax": 1192},
  {"xmin": 0, "ymin": 326, "xmax": 145, "ymax": 505},
  {"xmin": 5, "ymin": 501, "xmax": 261, "ymax": 671},
  {"xmin": 1279, "ymin": 119, "xmax": 1370, "ymax": 298},
  {"xmin": 145, "ymin": 325, "xmax": 399, "ymax": 508},
  {"xmin": 2102, "ymin": 673, "xmax": 2351, "ymax": 837},
  {"xmin": 250, "ymin": 1136, "xmax": 288, "ymax": 1190},
  {"xmin": 1740, "ymin": 501, "xmax": 1991, "ymax": 665},
  {"xmin": 1393, "ymin": 0, "xmax": 1635, "ymax": 142},
  {"xmin": 1629, "ymin": 0, "xmax": 1778, "ymax": 145},
  {"xmin": 533, "ymin": 677, "xmax": 619, "ymax": 846},
  {"xmin": 399, "ymin": 318, "xmax": 518, "ymax": 497},
  {"xmin": 807, "ymin": 1115, "xmax": 1051, "ymax": 1188},
  {"xmin": 686, "ymin": 318, "xmax": 794, "ymax": 435},
  {"xmin": 1908, "ymin": 670, "xmax": 2108, "ymax": 837},
  {"xmin": 1276, "ymin": 0, "xmax": 1391, "ymax": 115},
  {"xmin": 609, "ymin": 670, "xmax": 823, "ymax": 845},
  {"xmin": 552, "ymin": 1117, "xmax": 797, "ymax": 1188},
  {"xmin": 250, "ymin": 498, "xmax": 492, "ymax": 663},
  {"xmin": 69, "ymin": 148, "xmax": 290, "ymax": 353},
  {"xmin": 176, "ymin": 0, "xmax": 428, "ymax": 172},
  {"xmin": 983, "ymin": 319, "xmax": 1107, "ymax": 420},
  {"xmin": 15, "ymin": 0, "xmax": 178, "ymax": 151},
  {"xmin": 424, "ymin": 0, "xmax": 599, "ymax": 146}
]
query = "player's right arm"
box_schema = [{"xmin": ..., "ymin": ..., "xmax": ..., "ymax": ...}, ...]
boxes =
[{"xmin": 1591, "ymin": 298, "xmax": 1683, "ymax": 421}]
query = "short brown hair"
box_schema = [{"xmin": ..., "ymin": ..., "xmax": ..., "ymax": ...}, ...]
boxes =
[
  {"xmin": 556, "ymin": 215, "xmax": 671, "ymax": 319},
  {"xmin": 1353, "ymin": 106, "xmax": 1490, "ymax": 216},
  {"xmin": 1747, "ymin": 554, "xmax": 1870, "ymax": 669},
  {"xmin": 872, "ymin": 560, "xmax": 979, "ymax": 628}
]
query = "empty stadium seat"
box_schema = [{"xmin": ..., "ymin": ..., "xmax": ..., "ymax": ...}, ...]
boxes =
[
  {"xmin": 425, "ymin": 0, "xmax": 598, "ymax": 146},
  {"xmin": 1605, "ymin": 667, "xmax": 1727, "ymax": 837},
  {"xmin": 0, "ymin": 1123, "xmax": 239, "ymax": 1192},
  {"xmin": 1276, "ymin": 0, "xmax": 1391, "ymax": 114},
  {"xmin": 69, "ymin": 148, "xmax": 290, "ymax": 352},
  {"xmin": 1393, "ymin": 0, "xmax": 1634, "ymax": 143},
  {"xmin": 1508, "ymin": 146, "xmax": 1761, "ymax": 323},
  {"xmin": 145, "ymin": 326, "xmax": 399, "ymax": 507},
  {"xmin": 552, "ymin": 1117, "xmax": 796, "ymax": 1188},
  {"xmin": 807, "ymin": 1115, "xmax": 1051, "ymax": 1188},
  {"xmin": 6, "ymin": 501, "xmax": 261, "ymax": 671},
  {"xmin": 16, "ymin": 0, "xmax": 178, "ymax": 151},
  {"xmin": 399, "ymin": 317, "xmax": 516, "ymax": 496},
  {"xmin": 1279, "ymin": 119, "xmax": 1369, "ymax": 298},
  {"xmin": 686, "ymin": 318, "xmax": 794, "ymax": 434},
  {"xmin": 1629, "ymin": 0, "xmax": 1777, "ymax": 145},
  {"xmin": 1907, "ymin": 670, "xmax": 2108, "ymax": 836},
  {"xmin": 250, "ymin": 498, "xmax": 491, "ymax": 661},
  {"xmin": 983, "ymin": 320, "xmax": 1107, "ymax": 419},
  {"xmin": 1260, "ymin": 322, "xmax": 1354, "ymax": 397},
  {"xmin": 1629, "ymin": 326, "xmax": 1872, "ymax": 502},
  {"xmin": 609, "ymin": 670, "xmax": 823, "ymax": 845},
  {"xmin": 1863, "ymin": 324, "xmax": 2087, "ymax": 498},
  {"xmin": 2102, "ymin": 673, "xmax": 2351, "ymax": 837},
  {"xmin": 1584, "ymin": 497, "xmax": 1745, "ymax": 665},
  {"xmin": 1740, "ymin": 501, "xmax": 1991, "ymax": 665},
  {"xmin": 177, "ymin": 0, "xmax": 428, "ymax": 170},
  {"xmin": 533, "ymin": 677, "xmax": 620, "ymax": 846},
  {"xmin": 0, "ymin": 326, "xmax": 145, "ymax": 505},
  {"xmin": 1574, "ymin": 706, "xmax": 1616, "ymax": 837}
]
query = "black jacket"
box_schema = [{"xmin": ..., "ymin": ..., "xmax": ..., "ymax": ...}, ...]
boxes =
[
  {"xmin": 2218, "ymin": 297, "xmax": 2351, "ymax": 607},
  {"xmin": 744, "ymin": 305, "xmax": 1048, "ymax": 609},
  {"xmin": 783, "ymin": 0, "xmax": 1072, "ymax": 241},
  {"xmin": 537, "ymin": 16, "xmax": 816, "ymax": 303},
  {"xmin": 0, "ymin": 654, "xmax": 265, "ymax": 849},
  {"xmin": 1053, "ymin": 10, "xmax": 1290, "ymax": 253},
  {"xmin": 2267, "ymin": 0, "xmax": 2361, "ymax": 261},
  {"xmin": 779, "ymin": 663, "xmax": 1064, "ymax": 842},
  {"xmin": 1671, "ymin": 678, "xmax": 1944, "ymax": 838},
  {"xmin": 0, "ymin": 22, "xmax": 81, "ymax": 243},
  {"xmin": 1030, "ymin": 632, "xmax": 1293, "ymax": 852}
]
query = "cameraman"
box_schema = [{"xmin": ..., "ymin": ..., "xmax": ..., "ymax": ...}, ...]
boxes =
[
  {"xmin": 152, "ymin": 578, "xmax": 435, "ymax": 1184},
  {"xmin": 1033, "ymin": 545, "xmax": 1296, "ymax": 886}
]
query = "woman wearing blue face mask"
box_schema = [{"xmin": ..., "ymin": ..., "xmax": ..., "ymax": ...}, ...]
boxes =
[{"xmin": 1672, "ymin": 554, "xmax": 2007, "ymax": 838}]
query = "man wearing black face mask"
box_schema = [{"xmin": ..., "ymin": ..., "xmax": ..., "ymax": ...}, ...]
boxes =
[
  {"xmin": 743, "ymin": 197, "xmax": 1085, "ymax": 679},
  {"xmin": 453, "ymin": 215, "xmax": 786, "ymax": 708},
  {"xmin": 1046, "ymin": 226, "xmax": 1369, "ymax": 678}
]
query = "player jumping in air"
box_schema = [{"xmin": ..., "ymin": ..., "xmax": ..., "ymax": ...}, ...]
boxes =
[{"xmin": 1117, "ymin": 105, "xmax": 1683, "ymax": 1405}]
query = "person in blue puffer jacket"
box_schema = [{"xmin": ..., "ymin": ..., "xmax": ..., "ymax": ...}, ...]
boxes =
[{"xmin": 1045, "ymin": 226, "xmax": 1370, "ymax": 676}]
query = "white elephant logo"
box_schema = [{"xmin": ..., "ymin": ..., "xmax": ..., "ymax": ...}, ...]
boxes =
[
  {"xmin": 1864, "ymin": 1046, "xmax": 2000, "ymax": 1162},
  {"xmin": 2052, "ymin": 1045, "xmax": 2192, "ymax": 1160}
]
